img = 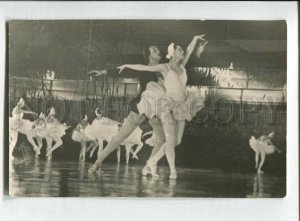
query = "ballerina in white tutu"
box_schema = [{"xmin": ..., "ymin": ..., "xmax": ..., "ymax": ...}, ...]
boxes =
[
  {"xmin": 249, "ymin": 132, "xmax": 281, "ymax": 174},
  {"xmin": 117, "ymin": 118, "xmax": 143, "ymax": 164},
  {"xmin": 9, "ymin": 98, "xmax": 40, "ymax": 160},
  {"xmin": 45, "ymin": 107, "xmax": 69, "ymax": 160},
  {"xmin": 31, "ymin": 112, "xmax": 49, "ymax": 157},
  {"xmin": 72, "ymin": 114, "xmax": 98, "ymax": 161},
  {"xmin": 118, "ymin": 35, "xmax": 207, "ymax": 179},
  {"xmin": 85, "ymin": 108, "xmax": 120, "ymax": 158}
]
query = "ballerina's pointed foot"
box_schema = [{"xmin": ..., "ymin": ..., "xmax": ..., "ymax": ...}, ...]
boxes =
[
  {"xmin": 34, "ymin": 146, "xmax": 41, "ymax": 156},
  {"xmin": 88, "ymin": 161, "xmax": 102, "ymax": 173},
  {"xmin": 169, "ymin": 170, "xmax": 177, "ymax": 180},
  {"xmin": 142, "ymin": 165, "xmax": 151, "ymax": 176},
  {"xmin": 142, "ymin": 163, "xmax": 158, "ymax": 178}
]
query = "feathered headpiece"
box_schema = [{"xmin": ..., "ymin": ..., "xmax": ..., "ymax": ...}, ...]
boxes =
[{"xmin": 166, "ymin": 42, "xmax": 175, "ymax": 59}]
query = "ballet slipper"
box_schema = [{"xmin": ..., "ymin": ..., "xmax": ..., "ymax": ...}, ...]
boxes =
[
  {"xmin": 46, "ymin": 149, "xmax": 52, "ymax": 157},
  {"xmin": 169, "ymin": 170, "xmax": 177, "ymax": 180},
  {"xmin": 143, "ymin": 162, "xmax": 159, "ymax": 177},
  {"xmin": 34, "ymin": 146, "xmax": 41, "ymax": 156},
  {"xmin": 88, "ymin": 160, "xmax": 102, "ymax": 173},
  {"xmin": 142, "ymin": 165, "xmax": 151, "ymax": 176}
]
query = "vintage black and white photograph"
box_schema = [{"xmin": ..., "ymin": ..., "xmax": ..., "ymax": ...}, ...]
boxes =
[{"xmin": 8, "ymin": 19, "xmax": 287, "ymax": 198}]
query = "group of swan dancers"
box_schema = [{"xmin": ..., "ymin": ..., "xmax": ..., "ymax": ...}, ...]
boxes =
[
  {"xmin": 9, "ymin": 101, "xmax": 144, "ymax": 164},
  {"xmin": 9, "ymin": 34, "xmax": 281, "ymax": 179}
]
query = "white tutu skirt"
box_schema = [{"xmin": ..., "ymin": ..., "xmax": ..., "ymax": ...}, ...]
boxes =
[
  {"xmin": 122, "ymin": 127, "xmax": 143, "ymax": 146},
  {"xmin": 10, "ymin": 118, "xmax": 33, "ymax": 133},
  {"xmin": 47, "ymin": 123, "xmax": 68, "ymax": 138},
  {"xmin": 137, "ymin": 81, "xmax": 205, "ymax": 122},
  {"xmin": 249, "ymin": 136, "xmax": 275, "ymax": 154},
  {"xmin": 72, "ymin": 129, "xmax": 90, "ymax": 143},
  {"xmin": 32, "ymin": 124, "xmax": 48, "ymax": 137},
  {"xmin": 85, "ymin": 117, "xmax": 119, "ymax": 142}
]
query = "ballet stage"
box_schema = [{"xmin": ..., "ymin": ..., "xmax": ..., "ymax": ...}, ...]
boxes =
[{"xmin": 9, "ymin": 160, "xmax": 285, "ymax": 198}]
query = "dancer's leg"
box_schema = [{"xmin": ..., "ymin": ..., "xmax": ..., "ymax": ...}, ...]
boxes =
[
  {"xmin": 46, "ymin": 137, "xmax": 63, "ymax": 156},
  {"xmin": 132, "ymin": 143, "xmax": 143, "ymax": 159},
  {"xmin": 36, "ymin": 137, "xmax": 43, "ymax": 151},
  {"xmin": 87, "ymin": 140, "xmax": 97, "ymax": 152},
  {"xmin": 147, "ymin": 120, "xmax": 185, "ymax": 166},
  {"xmin": 26, "ymin": 134, "xmax": 40, "ymax": 155},
  {"xmin": 96, "ymin": 140, "xmax": 104, "ymax": 159},
  {"xmin": 257, "ymin": 152, "xmax": 266, "ymax": 174},
  {"xmin": 90, "ymin": 112, "xmax": 145, "ymax": 171},
  {"xmin": 175, "ymin": 120, "xmax": 185, "ymax": 146},
  {"xmin": 9, "ymin": 130, "xmax": 18, "ymax": 160},
  {"xmin": 89, "ymin": 140, "xmax": 98, "ymax": 158},
  {"xmin": 79, "ymin": 142, "xmax": 86, "ymax": 161},
  {"xmin": 147, "ymin": 120, "xmax": 185, "ymax": 179},
  {"xmin": 142, "ymin": 118, "xmax": 165, "ymax": 176},
  {"xmin": 117, "ymin": 146, "xmax": 121, "ymax": 163},
  {"xmin": 46, "ymin": 137, "xmax": 53, "ymax": 161},
  {"xmin": 148, "ymin": 121, "xmax": 176, "ymax": 171},
  {"xmin": 125, "ymin": 145, "xmax": 131, "ymax": 164},
  {"xmin": 255, "ymin": 152, "xmax": 259, "ymax": 169},
  {"xmin": 148, "ymin": 118, "xmax": 166, "ymax": 158}
]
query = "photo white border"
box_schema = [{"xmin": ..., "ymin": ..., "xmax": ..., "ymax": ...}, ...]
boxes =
[{"xmin": 0, "ymin": 1, "xmax": 298, "ymax": 221}]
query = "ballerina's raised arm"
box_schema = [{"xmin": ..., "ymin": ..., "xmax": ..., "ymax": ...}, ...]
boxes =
[{"xmin": 181, "ymin": 34, "xmax": 208, "ymax": 67}]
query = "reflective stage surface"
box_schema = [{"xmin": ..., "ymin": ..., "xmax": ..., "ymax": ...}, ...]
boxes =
[{"xmin": 9, "ymin": 160, "xmax": 285, "ymax": 198}]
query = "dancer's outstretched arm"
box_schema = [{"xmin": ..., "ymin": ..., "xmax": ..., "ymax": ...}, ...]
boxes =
[
  {"xmin": 117, "ymin": 64, "xmax": 167, "ymax": 74},
  {"xmin": 182, "ymin": 34, "xmax": 207, "ymax": 67},
  {"xmin": 22, "ymin": 110, "xmax": 37, "ymax": 115}
]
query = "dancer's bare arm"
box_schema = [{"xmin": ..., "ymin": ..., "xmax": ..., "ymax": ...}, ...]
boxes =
[
  {"xmin": 182, "ymin": 34, "xmax": 207, "ymax": 67},
  {"xmin": 87, "ymin": 69, "xmax": 108, "ymax": 76},
  {"xmin": 22, "ymin": 110, "xmax": 37, "ymax": 116},
  {"xmin": 117, "ymin": 64, "xmax": 167, "ymax": 74}
]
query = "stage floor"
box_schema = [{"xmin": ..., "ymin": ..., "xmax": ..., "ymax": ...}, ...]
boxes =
[{"xmin": 9, "ymin": 160, "xmax": 285, "ymax": 198}]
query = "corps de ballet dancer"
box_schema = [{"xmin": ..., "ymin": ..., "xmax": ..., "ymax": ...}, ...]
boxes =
[
  {"xmin": 249, "ymin": 132, "xmax": 281, "ymax": 174},
  {"xmin": 9, "ymin": 98, "xmax": 40, "ymax": 159},
  {"xmin": 117, "ymin": 118, "xmax": 143, "ymax": 164},
  {"xmin": 85, "ymin": 108, "xmax": 119, "ymax": 158},
  {"xmin": 117, "ymin": 35, "xmax": 208, "ymax": 179},
  {"xmin": 88, "ymin": 45, "xmax": 166, "ymax": 173},
  {"xmin": 71, "ymin": 114, "xmax": 98, "ymax": 161},
  {"xmin": 31, "ymin": 112, "xmax": 48, "ymax": 157},
  {"xmin": 45, "ymin": 107, "xmax": 69, "ymax": 160}
]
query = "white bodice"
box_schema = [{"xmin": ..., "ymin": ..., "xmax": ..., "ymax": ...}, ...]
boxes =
[{"xmin": 163, "ymin": 64, "xmax": 187, "ymax": 103}]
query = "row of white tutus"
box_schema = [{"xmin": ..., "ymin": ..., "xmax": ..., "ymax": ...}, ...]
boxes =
[
  {"xmin": 137, "ymin": 81, "xmax": 205, "ymax": 122},
  {"xmin": 85, "ymin": 117, "xmax": 119, "ymax": 142},
  {"xmin": 72, "ymin": 117, "xmax": 120, "ymax": 144},
  {"xmin": 71, "ymin": 127, "xmax": 90, "ymax": 143},
  {"xmin": 249, "ymin": 136, "xmax": 276, "ymax": 154},
  {"xmin": 10, "ymin": 116, "xmax": 68, "ymax": 139},
  {"xmin": 47, "ymin": 122, "xmax": 68, "ymax": 138},
  {"xmin": 71, "ymin": 117, "xmax": 143, "ymax": 146}
]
